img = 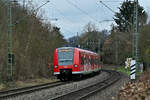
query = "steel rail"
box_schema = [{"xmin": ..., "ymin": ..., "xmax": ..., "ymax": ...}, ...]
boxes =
[
  {"xmin": 78, "ymin": 70, "xmax": 121, "ymax": 100},
  {"xmin": 0, "ymin": 81, "xmax": 66, "ymax": 99},
  {"xmin": 50, "ymin": 70, "xmax": 121, "ymax": 100}
]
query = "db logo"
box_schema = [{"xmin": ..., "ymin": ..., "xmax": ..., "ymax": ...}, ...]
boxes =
[{"xmin": 64, "ymin": 66, "xmax": 67, "ymax": 68}]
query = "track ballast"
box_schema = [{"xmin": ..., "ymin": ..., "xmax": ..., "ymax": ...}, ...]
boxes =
[{"xmin": 50, "ymin": 70, "xmax": 121, "ymax": 100}]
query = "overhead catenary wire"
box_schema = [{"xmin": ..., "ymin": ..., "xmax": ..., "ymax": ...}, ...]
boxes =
[
  {"xmin": 99, "ymin": 1, "xmax": 132, "ymax": 26},
  {"xmin": 62, "ymin": 27, "xmax": 75, "ymax": 35},
  {"xmin": 99, "ymin": 20, "xmax": 114, "ymax": 23},
  {"xmin": 51, "ymin": 3, "xmax": 76, "ymax": 24},
  {"xmin": 99, "ymin": 1, "xmax": 116, "ymax": 13},
  {"xmin": 61, "ymin": 30, "xmax": 76, "ymax": 39},
  {"xmin": 65, "ymin": 0, "xmax": 100, "ymax": 24},
  {"xmin": 14, "ymin": 0, "xmax": 50, "ymax": 25},
  {"xmin": 50, "ymin": 3, "xmax": 88, "ymax": 38},
  {"xmin": 99, "ymin": 0, "xmax": 124, "ymax": 2},
  {"xmin": 51, "ymin": 2, "xmax": 88, "ymax": 24},
  {"xmin": 50, "ymin": 4, "xmax": 76, "ymax": 36},
  {"xmin": 95, "ymin": 2, "xmax": 115, "ymax": 30},
  {"xmin": 96, "ymin": 2, "xmax": 114, "ymax": 23}
]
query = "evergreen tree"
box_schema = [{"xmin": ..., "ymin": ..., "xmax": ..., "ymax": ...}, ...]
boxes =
[{"xmin": 114, "ymin": 0, "xmax": 147, "ymax": 32}]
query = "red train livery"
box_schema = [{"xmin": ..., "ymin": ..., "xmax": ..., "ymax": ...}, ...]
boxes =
[{"xmin": 53, "ymin": 47, "xmax": 101, "ymax": 81}]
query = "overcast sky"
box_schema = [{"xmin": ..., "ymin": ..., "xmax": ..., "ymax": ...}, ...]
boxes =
[{"xmin": 22, "ymin": 0, "xmax": 150, "ymax": 39}]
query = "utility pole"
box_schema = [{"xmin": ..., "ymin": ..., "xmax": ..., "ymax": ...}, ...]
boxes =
[
  {"xmin": 135, "ymin": 0, "xmax": 139, "ymax": 70},
  {"xmin": 98, "ymin": 39, "xmax": 101, "ymax": 53},
  {"xmin": 132, "ymin": 0, "xmax": 136, "ymax": 58},
  {"xmin": 7, "ymin": 0, "xmax": 13, "ymax": 85},
  {"xmin": 77, "ymin": 32, "xmax": 79, "ymax": 48}
]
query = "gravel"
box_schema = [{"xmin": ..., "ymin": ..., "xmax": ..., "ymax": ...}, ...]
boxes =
[
  {"xmin": 86, "ymin": 72, "xmax": 130, "ymax": 100},
  {"xmin": 3, "ymin": 71, "xmax": 109, "ymax": 100}
]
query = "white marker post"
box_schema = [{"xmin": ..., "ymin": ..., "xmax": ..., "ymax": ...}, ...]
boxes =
[{"xmin": 130, "ymin": 60, "xmax": 136, "ymax": 80}]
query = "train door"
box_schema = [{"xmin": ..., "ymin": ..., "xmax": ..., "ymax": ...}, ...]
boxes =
[
  {"xmin": 95, "ymin": 57, "xmax": 98, "ymax": 70},
  {"xmin": 91, "ymin": 56, "xmax": 95, "ymax": 70},
  {"xmin": 88, "ymin": 55, "xmax": 92, "ymax": 71},
  {"xmin": 79, "ymin": 52, "xmax": 84, "ymax": 71},
  {"xmin": 84, "ymin": 55, "xmax": 88, "ymax": 73},
  {"xmin": 98, "ymin": 57, "xmax": 101, "ymax": 69}
]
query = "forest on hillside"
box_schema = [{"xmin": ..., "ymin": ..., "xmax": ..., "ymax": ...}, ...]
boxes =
[{"xmin": 0, "ymin": 0, "xmax": 66, "ymax": 82}]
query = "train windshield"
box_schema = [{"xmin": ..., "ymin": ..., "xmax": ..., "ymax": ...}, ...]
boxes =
[{"xmin": 57, "ymin": 48, "xmax": 74, "ymax": 65}]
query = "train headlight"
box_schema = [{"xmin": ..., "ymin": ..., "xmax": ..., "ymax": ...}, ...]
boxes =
[
  {"xmin": 74, "ymin": 64, "xmax": 78, "ymax": 67},
  {"xmin": 55, "ymin": 65, "xmax": 58, "ymax": 68}
]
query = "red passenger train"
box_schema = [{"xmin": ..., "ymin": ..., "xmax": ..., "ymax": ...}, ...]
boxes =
[{"xmin": 53, "ymin": 47, "xmax": 101, "ymax": 81}]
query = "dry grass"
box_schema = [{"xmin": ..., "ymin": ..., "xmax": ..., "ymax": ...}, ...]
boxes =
[
  {"xmin": 0, "ymin": 84, "xmax": 8, "ymax": 91},
  {"xmin": 0, "ymin": 77, "xmax": 58, "ymax": 91},
  {"xmin": 15, "ymin": 77, "xmax": 58, "ymax": 88}
]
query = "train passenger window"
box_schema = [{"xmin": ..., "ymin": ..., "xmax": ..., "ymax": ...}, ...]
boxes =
[
  {"xmin": 95, "ymin": 58, "xmax": 97, "ymax": 65},
  {"xmin": 91, "ymin": 58, "xmax": 93, "ymax": 65},
  {"xmin": 88, "ymin": 56, "xmax": 91, "ymax": 65},
  {"xmin": 98, "ymin": 58, "xmax": 100, "ymax": 64},
  {"xmin": 81, "ymin": 57, "xmax": 84, "ymax": 65},
  {"xmin": 96, "ymin": 58, "xmax": 98, "ymax": 65},
  {"xmin": 93, "ymin": 58, "xmax": 94, "ymax": 65},
  {"xmin": 93, "ymin": 58, "xmax": 95, "ymax": 65},
  {"xmin": 95, "ymin": 58, "xmax": 97, "ymax": 64},
  {"xmin": 84, "ymin": 56, "xmax": 87, "ymax": 65}
]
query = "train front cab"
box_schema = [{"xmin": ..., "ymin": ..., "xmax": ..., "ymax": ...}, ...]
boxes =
[{"xmin": 53, "ymin": 47, "xmax": 80, "ymax": 81}]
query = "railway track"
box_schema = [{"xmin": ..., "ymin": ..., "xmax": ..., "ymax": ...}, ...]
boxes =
[
  {"xmin": 0, "ymin": 70, "xmax": 120, "ymax": 100},
  {"xmin": 0, "ymin": 81, "xmax": 66, "ymax": 99},
  {"xmin": 50, "ymin": 70, "xmax": 121, "ymax": 100}
]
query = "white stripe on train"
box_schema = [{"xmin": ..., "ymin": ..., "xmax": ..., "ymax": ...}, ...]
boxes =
[{"xmin": 54, "ymin": 69, "xmax": 100, "ymax": 75}]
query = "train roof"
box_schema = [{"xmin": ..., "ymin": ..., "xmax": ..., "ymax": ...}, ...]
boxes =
[{"xmin": 57, "ymin": 47, "xmax": 98, "ymax": 56}]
